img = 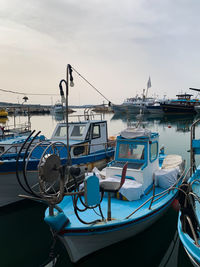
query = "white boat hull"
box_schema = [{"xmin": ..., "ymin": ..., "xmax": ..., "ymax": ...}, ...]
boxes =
[
  {"xmin": 0, "ymin": 158, "xmax": 111, "ymax": 207},
  {"xmin": 0, "ymin": 171, "xmax": 38, "ymax": 207},
  {"xmin": 59, "ymin": 205, "xmax": 170, "ymax": 262}
]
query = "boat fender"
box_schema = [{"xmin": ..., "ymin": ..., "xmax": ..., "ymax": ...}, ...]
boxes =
[{"xmin": 44, "ymin": 212, "xmax": 70, "ymax": 232}]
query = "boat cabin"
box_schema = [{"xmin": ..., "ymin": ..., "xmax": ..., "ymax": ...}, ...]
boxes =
[
  {"xmin": 106, "ymin": 128, "xmax": 159, "ymax": 192},
  {"xmin": 51, "ymin": 120, "xmax": 109, "ymax": 157},
  {"xmin": 176, "ymin": 94, "xmax": 193, "ymax": 101}
]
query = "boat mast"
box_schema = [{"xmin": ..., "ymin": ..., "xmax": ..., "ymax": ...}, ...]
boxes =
[{"xmin": 145, "ymin": 77, "xmax": 151, "ymax": 99}]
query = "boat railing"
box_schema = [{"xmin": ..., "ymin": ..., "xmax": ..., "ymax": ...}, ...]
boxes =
[
  {"xmin": 68, "ymin": 110, "xmax": 103, "ymax": 122},
  {"xmin": 0, "ymin": 141, "xmax": 34, "ymax": 157},
  {"xmin": 190, "ymin": 118, "xmax": 200, "ymax": 175},
  {"xmin": 4, "ymin": 122, "xmax": 31, "ymax": 133},
  {"xmin": 185, "ymin": 216, "xmax": 200, "ymax": 246},
  {"xmin": 0, "ymin": 139, "xmax": 115, "ymax": 159},
  {"xmin": 126, "ymin": 166, "xmax": 186, "ymax": 219},
  {"xmin": 71, "ymin": 140, "xmax": 116, "ymax": 150}
]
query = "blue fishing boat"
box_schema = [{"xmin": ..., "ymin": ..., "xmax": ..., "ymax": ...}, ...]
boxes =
[
  {"xmin": 31, "ymin": 123, "xmax": 185, "ymax": 262},
  {"xmin": 177, "ymin": 119, "xmax": 200, "ymax": 267},
  {"xmin": 0, "ymin": 116, "xmax": 114, "ymax": 207},
  {"xmin": 0, "ymin": 65, "xmax": 115, "ymax": 208}
]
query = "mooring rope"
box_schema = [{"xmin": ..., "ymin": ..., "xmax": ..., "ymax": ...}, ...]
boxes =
[{"xmin": 71, "ymin": 66, "xmax": 112, "ymax": 105}]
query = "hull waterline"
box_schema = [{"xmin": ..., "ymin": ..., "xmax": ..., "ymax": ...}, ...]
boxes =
[{"xmin": 59, "ymin": 203, "xmax": 172, "ymax": 262}]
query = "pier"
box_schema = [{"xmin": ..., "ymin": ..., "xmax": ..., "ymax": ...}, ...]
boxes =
[{"xmin": 0, "ymin": 102, "xmax": 52, "ymax": 115}]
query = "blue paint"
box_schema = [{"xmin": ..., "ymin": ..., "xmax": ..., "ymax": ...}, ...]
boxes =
[
  {"xmin": 84, "ymin": 175, "xmax": 100, "ymax": 206},
  {"xmin": 44, "ymin": 212, "xmax": 69, "ymax": 232},
  {"xmin": 192, "ymin": 139, "xmax": 200, "ymax": 154}
]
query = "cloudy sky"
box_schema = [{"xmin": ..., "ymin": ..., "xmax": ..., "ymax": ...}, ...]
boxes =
[{"xmin": 0, "ymin": 0, "xmax": 200, "ymax": 105}]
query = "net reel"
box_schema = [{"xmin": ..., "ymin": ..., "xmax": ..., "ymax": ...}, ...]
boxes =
[{"xmin": 18, "ymin": 138, "xmax": 69, "ymax": 204}]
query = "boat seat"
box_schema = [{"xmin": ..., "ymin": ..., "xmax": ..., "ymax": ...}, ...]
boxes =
[
  {"xmin": 100, "ymin": 162, "xmax": 128, "ymax": 221},
  {"xmin": 100, "ymin": 177, "xmax": 143, "ymax": 201}
]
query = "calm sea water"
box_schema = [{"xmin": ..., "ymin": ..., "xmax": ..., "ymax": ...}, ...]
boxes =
[{"xmin": 1, "ymin": 110, "xmax": 200, "ymax": 267}]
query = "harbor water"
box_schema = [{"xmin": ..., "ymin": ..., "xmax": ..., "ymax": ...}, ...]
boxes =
[{"xmin": 0, "ymin": 110, "xmax": 199, "ymax": 267}]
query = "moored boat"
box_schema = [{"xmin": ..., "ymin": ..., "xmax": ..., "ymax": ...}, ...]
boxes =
[
  {"xmin": 111, "ymin": 77, "xmax": 156, "ymax": 114},
  {"xmin": 29, "ymin": 123, "xmax": 185, "ymax": 262},
  {"xmin": 177, "ymin": 119, "xmax": 200, "ymax": 267},
  {"xmin": 0, "ymin": 115, "xmax": 115, "ymax": 207},
  {"xmin": 0, "ymin": 66, "xmax": 115, "ymax": 208},
  {"xmin": 160, "ymin": 94, "xmax": 200, "ymax": 114}
]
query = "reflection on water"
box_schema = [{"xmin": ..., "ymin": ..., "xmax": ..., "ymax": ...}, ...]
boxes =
[
  {"xmin": 1, "ymin": 111, "xmax": 198, "ymax": 267},
  {"xmin": 111, "ymin": 112, "xmax": 198, "ymax": 133}
]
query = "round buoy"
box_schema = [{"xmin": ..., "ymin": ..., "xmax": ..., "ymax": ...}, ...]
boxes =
[{"xmin": 171, "ymin": 199, "xmax": 180, "ymax": 211}]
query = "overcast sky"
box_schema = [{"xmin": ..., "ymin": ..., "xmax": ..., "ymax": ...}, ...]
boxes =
[{"xmin": 0, "ymin": 0, "xmax": 200, "ymax": 105}]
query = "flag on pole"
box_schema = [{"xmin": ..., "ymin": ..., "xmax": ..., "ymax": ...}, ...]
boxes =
[{"xmin": 147, "ymin": 77, "xmax": 151, "ymax": 89}]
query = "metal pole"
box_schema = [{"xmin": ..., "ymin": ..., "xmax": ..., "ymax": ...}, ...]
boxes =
[{"xmin": 66, "ymin": 65, "xmax": 71, "ymax": 166}]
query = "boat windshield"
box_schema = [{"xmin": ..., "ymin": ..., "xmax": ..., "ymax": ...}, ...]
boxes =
[
  {"xmin": 54, "ymin": 124, "xmax": 87, "ymax": 139},
  {"xmin": 118, "ymin": 143, "xmax": 145, "ymax": 160},
  {"xmin": 71, "ymin": 125, "xmax": 86, "ymax": 138},
  {"xmin": 54, "ymin": 125, "xmax": 68, "ymax": 138}
]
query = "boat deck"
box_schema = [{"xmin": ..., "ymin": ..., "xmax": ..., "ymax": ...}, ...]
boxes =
[{"xmin": 47, "ymin": 186, "xmax": 176, "ymax": 230}]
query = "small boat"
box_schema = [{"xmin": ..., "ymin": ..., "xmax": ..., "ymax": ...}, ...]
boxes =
[
  {"xmin": 0, "ymin": 66, "xmax": 115, "ymax": 208},
  {"xmin": 30, "ymin": 123, "xmax": 185, "ymax": 262},
  {"xmin": 0, "ymin": 121, "xmax": 31, "ymax": 140},
  {"xmin": 53, "ymin": 102, "xmax": 64, "ymax": 113},
  {"xmin": 0, "ymin": 115, "xmax": 115, "ymax": 207},
  {"xmin": 177, "ymin": 119, "xmax": 200, "ymax": 267},
  {"xmin": 53, "ymin": 102, "xmax": 74, "ymax": 114}
]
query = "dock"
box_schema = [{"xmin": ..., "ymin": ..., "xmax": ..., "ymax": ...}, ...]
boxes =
[{"xmin": 0, "ymin": 102, "xmax": 52, "ymax": 115}]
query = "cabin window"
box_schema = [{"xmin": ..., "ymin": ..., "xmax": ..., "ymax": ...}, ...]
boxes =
[
  {"xmin": 118, "ymin": 143, "xmax": 145, "ymax": 160},
  {"xmin": 73, "ymin": 145, "xmax": 85, "ymax": 156},
  {"xmin": 54, "ymin": 126, "xmax": 67, "ymax": 137},
  {"xmin": 71, "ymin": 125, "xmax": 86, "ymax": 138},
  {"xmin": 150, "ymin": 142, "xmax": 158, "ymax": 162},
  {"xmin": 92, "ymin": 125, "xmax": 100, "ymax": 139}
]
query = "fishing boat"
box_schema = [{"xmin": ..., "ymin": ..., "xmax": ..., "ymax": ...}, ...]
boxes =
[
  {"xmin": 160, "ymin": 93, "xmax": 200, "ymax": 114},
  {"xmin": 0, "ymin": 65, "xmax": 115, "ymax": 208},
  {"xmin": 0, "ymin": 114, "xmax": 114, "ymax": 207},
  {"xmin": 53, "ymin": 102, "xmax": 74, "ymax": 114},
  {"xmin": 26, "ymin": 121, "xmax": 185, "ymax": 263},
  {"xmin": 111, "ymin": 95, "xmax": 156, "ymax": 114},
  {"xmin": 53, "ymin": 102, "xmax": 64, "ymax": 114},
  {"xmin": 111, "ymin": 78, "xmax": 156, "ymax": 115},
  {"xmin": 177, "ymin": 119, "xmax": 200, "ymax": 267}
]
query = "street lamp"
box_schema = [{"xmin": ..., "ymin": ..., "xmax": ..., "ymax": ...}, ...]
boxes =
[{"xmin": 22, "ymin": 96, "xmax": 29, "ymax": 104}]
